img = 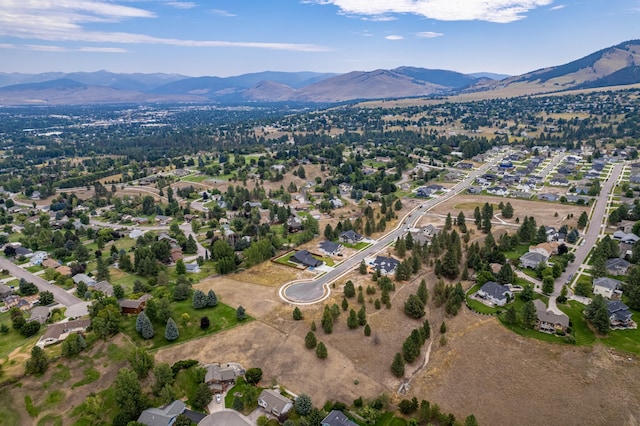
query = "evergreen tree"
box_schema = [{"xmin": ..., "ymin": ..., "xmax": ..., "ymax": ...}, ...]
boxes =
[
  {"xmin": 457, "ymin": 211, "xmax": 467, "ymax": 233},
  {"xmin": 192, "ymin": 290, "xmax": 207, "ymax": 309},
  {"xmin": 138, "ymin": 312, "xmax": 155, "ymax": 339},
  {"xmin": 423, "ymin": 319, "xmax": 431, "ymax": 339},
  {"xmin": 445, "ymin": 213, "xmax": 452, "ymax": 230},
  {"xmin": 305, "ymin": 331, "xmax": 317, "ymax": 349},
  {"xmin": 585, "ymin": 295, "xmax": 610, "ymax": 334},
  {"xmin": 292, "ymin": 307, "xmax": 302, "ymax": 320},
  {"xmin": 578, "ymin": 211, "xmax": 589, "ymax": 228},
  {"xmin": 175, "ymin": 259, "xmax": 187, "ymax": 275},
  {"xmin": 521, "ymin": 300, "xmax": 537, "ymax": 329},
  {"xmin": 417, "ymin": 279, "xmax": 428, "ymax": 304},
  {"xmin": 404, "ymin": 294, "xmax": 425, "ymax": 318},
  {"xmin": 496, "ymin": 263, "xmax": 514, "ymax": 284},
  {"xmin": 165, "ymin": 318, "xmax": 179, "ymax": 341},
  {"xmin": 316, "ymin": 342, "xmax": 328, "ymax": 359},
  {"xmin": 25, "ymin": 345, "xmax": 49, "ymax": 375},
  {"xmin": 236, "ymin": 306, "xmax": 246, "ymax": 321},
  {"xmin": 206, "ymin": 289, "xmax": 218, "ymax": 307},
  {"xmin": 347, "ymin": 309, "xmax": 358, "ymax": 329},
  {"xmin": 364, "ymin": 323, "xmax": 371, "ymax": 336},
  {"xmin": 344, "ymin": 280, "xmax": 356, "ymax": 298},
  {"xmin": 341, "ymin": 297, "xmax": 348, "ymax": 311},
  {"xmin": 542, "ymin": 276, "xmax": 555, "ymax": 294},
  {"xmin": 357, "ymin": 305, "xmax": 367, "ymax": 326},
  {"xmin": 359, "ymin": 260, "xmax": 367, "ymax": 274},
  {"xmin": 96, "ymin": 256, "xmax": 110, "ymax": 282},
  {"xmin": 321, "ymin": 305, "xmax": 333, "ymax": 333},
  {"xmin": 391, "ymin": 353, "xmax": 405, "ymax": 377}
]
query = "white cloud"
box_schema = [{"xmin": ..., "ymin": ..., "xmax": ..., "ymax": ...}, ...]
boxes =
[
  {"xmin": 549, "ymin": 4, "xmax": 565, "ymax": 10},
  {"xmin": 362, "ymin": 15, "xmax": 397, "ymax": 21},
  {"xmin": 309, "ymin": 0, "xmax": 554, "ymax": 23},
  {"xmin": 166, "ymin": 2, "xmax": 197, "ymax": 9},
  {"xmin": 0, "ymin": 43, "xmax": 16, "ymax": 49},
  {"xmin": 416, "ymin": 31, "xmax": 443, "ymax": 38},
  {"xmin": 0, "ymin": 1, "xmax": 327, "ymax": 52},
  {"xmin": 27, "ymin": 44, "xmax": 68, "ymax": 52},
  {"xmin": 79, "ymin": 46, "xmax": 128, "ymax": 53},
  {"xmin": 385, "ymin": 35, "xmax": 403, "ymax": 40},
  {"xmin": 209, "ymin": 9, "xmax": 237, "ymax": 17}
]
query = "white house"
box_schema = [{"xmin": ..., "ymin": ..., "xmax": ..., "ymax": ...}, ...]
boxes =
[
  {"xmin": 592, "ymin": 277, "xmax": 622, "ymax": 299},
  {"xmin": 257, "ymin": 389, "xmax": 293, "ymax": 417},
  {"xmin": 476, "ymin": 281, "xmax": 513, "ymax": 306}
]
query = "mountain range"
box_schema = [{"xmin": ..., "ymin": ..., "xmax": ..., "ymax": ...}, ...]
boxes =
[{"xmin": 0, "ymin": 39, "xmax": 639, "ymax": 105}]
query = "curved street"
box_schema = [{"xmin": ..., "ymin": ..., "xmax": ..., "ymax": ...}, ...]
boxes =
[{"xmin": 281, "ymin": 155, "xmax": 503, "ymax": 304}]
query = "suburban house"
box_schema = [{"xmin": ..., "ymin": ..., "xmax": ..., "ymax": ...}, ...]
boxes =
[
  {"xmin": 520, "ymin": 251, "xmax": 548, "ymax": 269},
  {"xmin": 72, "ymin": 273, "xmax": 97, "ymax": 287},
  {"xmin": 205, "ymin": 363, "xmax": 241, "ymax": 392},
  {"xmin": 423, "ymin": 224, "xmax": 441, "ymax": 238},
  {"xmin": 538, "ymin": 193, "xmax": 559, "ymax": 202},
  {"xmin": 257, "ymin": 389, "xmax": 293, "ymax": 417},
  {"xmin": 416, "ymin": 187, "xmax": 434, "ymax": 197},
  {"xmin": 476, "ymin": 281, "xmax": 513, "ymax": 306},
  {"xmin": 544, "ymin": 226, "xmax": 558, "ymax": 242},
  {"xmin": 605, "ymin": 258, "xmax": 631, "ymax": 276},
  {"xmin": 137, "ymin": 400, "xmax": 206, "ymax": 426},
  {"xmin": 41, "ymin": 258, "xmax": 61, "ymax": 269},
  {"xmin": 370, "ymin": 256, "xmax": 400, "ymax": 275},
  {"xmin": 93, "ymin": 281, "xmax": 114, "ymax": 297},
  {"xmin": 612, "ymin": 230, "xmax": 640, "ymax": 244},
  {"xmin": 321, "ymin": 410, "xmax": 359, "ymax": 426},
  {"xmin": 55, "ymin": 265, "xmax": 72, "ymax": 276},
  {"xmin": 529, "ymin": 242, "xmax": 559, "ymax": 258},
  {"xmin": 486, "ymin": 186, "xmax": 508, "ymax": 196},
  {"xmin": 533, "ymin": 300, "xmax": 569, "ymax": 334},
  {"xmin": 36, "ymin": 319, "xmax": 91, "ymax": 348},
  {"xmin": 0, "ymin": 284, "xmax": 12, "ymax": 298},
  {"xmin": 287, "ymin": 216, "xmax": 303, "ymax": 233},
  {"xmin": 29, "ymin": 306, "xmax": 51, "ymax": 324},
  {"xmin": 290, "ymin": 250, "xmax": 323, "ymax": 268},
  {"xmin": 338, "ymin": 230, "xmax": 363, "ymax": 244},
  {"xmin": 185, "ymin": 263, "xmax": 201, "ymax": 274},
  {"xmin": 616, "ymin": 220, "xmax": 636, "ymax": 234},
  {"xmin": 319, "ymin": 241, "xmax": 342, "ymax": 256},
  {"xmin": 129, "ymin": 229, "xmax": 144, "ymax": 239},
  {"xmin": 592, "ymin": 277, "xmax": 623, "ymax": 299},
  {"xmin": 607, "ymin": 301, "xmax": 635, "ymax": 329},
  {"xmin": 119, "ymin": 299, "xmax": 146, "ymax": 315}
]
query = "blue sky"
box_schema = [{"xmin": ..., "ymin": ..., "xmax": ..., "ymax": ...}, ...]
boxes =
[{"xmin": 0, "ymin": 0, "xmax": 638, "ymax": 77}]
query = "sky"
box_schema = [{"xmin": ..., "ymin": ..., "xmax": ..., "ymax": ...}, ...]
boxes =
[{"xmin": 0, "ymin": 0, "xmax": 638, "ymax": 77}]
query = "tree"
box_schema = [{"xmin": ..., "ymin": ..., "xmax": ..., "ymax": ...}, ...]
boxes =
[
  {"xmin": 294, "ymin": 394, "xmax": 313, "ymax": 416},
  {"xmin": 496, "ymin": 263, "xmax": 514, "ymax": 285},
  {"xmin": 20, "ymin": 320, "xmax": 40, "ymax": 337},
  {"xmin": 445, "ymin": 213, "xmax": 452, "ymax": 230},
  {"xmin": 245, "ymin": 367, "xmax": 263, "ymax": 385},
  {"xmin": 153, "ymin": 363, "xmax": 174, "ymax": 395},
  {"xmin": 502, "ymin": 202, "xmax": 514, "ymax": 218},
  {"xmin": 391, "ymin": 352, "xmax": 405, "ymax": 377},
  {"xmin": 585, "ymin": 295, "xmax": 611, "ymax": 334},
  {"xmin": 173, "ymin": 283, "xmax": 191, "ymax": 301},
  {"xmin": 192, "ymin": 382, "xmax": 213, "ymax": 411},
  {"xmin": 96, "ymin": 256, "xmax": 110, "ymax": 282},
  {"xmin": 359, "ymin": 260, "xmax": 367, "ymax": 275},
  {"xmin": 316, "ymin": 341, "xmax": 328, "ymax": 359},
  {"xmin": 504, "ymin": 305, "xmax": 517, "ymax": 324},
  {"xmin": 321, "ymin": 305, "xmax": 333, "ymax": 334},
  {"xmin": 137, "ymin": 311, "xmax": 154, "ymax": 339},
  {"xmin": 175, "ymin": 259, "xmax": 186, "ymax": 275},
  {"xmin": 192, "ymin": 290, "xmax": 207, "ymax": 309},
  {"xmin": 520, "ymin": 284, "xmax": 534, "ymax": 302},
  {"xmin": 19, "ymin": 279, "xmax": 38, "ymax": 296},
  {"xmin": 465, "ymin": 415, "xmax": 479, "ymax": 426},
  {"xmin": 344, "ymin": 280, "xmax": 356, "ymax": 298},
  {"xmin": 38, "ymin": 290, "xmax": 54, "ymax": 306},
  {"xmin": 206, "ymin": 289, "xmax": 218, "ymax": 307},
  {"xmin": 92, "ymin": 303, "xmax": 121, "ymax": 340},
  {"xmin": 521, "ymin": 300, "xmax": 537, "ymax": 329},
  {"xmin": 110, "ymin": 284, "xmax": 124, "ymax": 299},
  {"xmin": 25, "ymin": 345, "xmax": 48, "ymax": 375},
  {"xmin": 305, "ymin": 331, "xmax": 317, "ymax": 349},
  {"xmin": 417, "ymin": 279, "xmax": 428, "ymax": 304},
  {"xmin": 129, "ymin": 348, "xmax": 154, "ymax": 379},
  {"xmin": 232, "ymin": 395, "xmax": 244, "ymax": 412},
  {"xmin": 404, "ymin": 294, "xmax": 425, "ymax": 318},
  {"xmin": 293, "ymin": 307, "xmax": 302, "ymax": 320},
  {"xmin": 61, "ymin": 333, "xmax": 87, "ymax": 357},
  {"xmin": 364, "ymin": 323, "xmax": 371, "ymax": 336},
  {"xmin": 297, "ymin": 165, "xmax": 306, "ymax": 179},
  {"xmin": 578, "ymin": 211, "xmax": 589, "ymax": 228},
  {"xmin": 165, "ymin": 318, "xmax": 179, "ymax": 341},
  {"xmin": 542, "ymin": 276, "xmax": 555, "ymax": 295},
  {"xmin": 347, "ymin": 309, "xmax": 358, "ymax": 329},
  {"xmin": 115, "ymin": 368, "xmax": 144, "ymax": 420},
  {"xmin": 626, "ymin": 266, "xmax": 640, "ymax": 310},
  {"xmin": 200, "ymin": 316, "xmax": 210, "ymax": 330},
  {"xmin": 236, "ymin": 306, "xmax": 246, "ymax": 321}
]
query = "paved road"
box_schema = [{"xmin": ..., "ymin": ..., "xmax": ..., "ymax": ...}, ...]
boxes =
[
  {"xmin": 551, "ymin": 162, "xmax": 624, "ymax": 308},
  {"xmin": 281, "ymin": 156, "xmax": 503, "ymax": 303},
  {"xmin": 0, "ymin": 257, "xmax": 82, "ymax": 307}
]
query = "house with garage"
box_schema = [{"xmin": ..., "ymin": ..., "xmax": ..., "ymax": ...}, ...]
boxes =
[
  {"xmin": 0, "ymin": 283, "xmax": 13, "ymax": 298},
  {"xmin": 593, "ymin": 277, "xmax": 623, "ymax": 299},
  {"xmin": 319, "ymin": 241, "xmax": 342, "ymax": 256},
  {"xmin": 72, "ymin": 273, "xmax": 96, "ymax": 287},
  {"xmin": 321, "ymin": 410, "xmax": 359, "ymax": 426},
  {"xmin": 607, "ymin": 300, "xmax": 635, "ymax": 329},
  {"xmin": 416, "ymin": 187, "xmax": 434, "ymax": 197},
  {"xmin": 520, "ymin": 251, "xmax": 548, "ymax": 269},
  {"xmin": 257, "ymin": 389, "xmax": 293, "ymax": 417},
  {"xmin": 529, "ymin": 242, "xmax": 559, "ymax": 258},
  {"xmin": 185, "ymin": 263, "xmax": 201, "ymax": 274},
  {"xmin": 370, "ymin": 255, "xmax": 400, "ymax": 275},
  {"xmin": 533, "ymin": 300, "xmax": 569, "ymax": 334},
  {"xmin": 41, "ymin": 258, "xmax": 61, "ymax": 269},
  {"xmin": 612, "ymin": 230, "xmax": 640, "ymax": 244},
  {"xmin": 290, "ymin": 250, "xmax": 323, "ymax": 268},
  {"xmin": 486, "ymin": 186, "xmax": 508, "ymax": 196},
  {"xmin": 137, "ymin": 400, "xmax": 186, "ymax": 426},
  {"xmin": 36, "ymin": 318, "xmax": 91, "ymax": 348},
  {"xmin": 475, "ymin": 281, "xmax": 513, "ymax": 306},
  {"xmin": 120, "ymin": 298, "xmax": 146, "ymax": 315},
  {"xmin": 605, "ymin": 258, "xmax": 630, "ymax": 276},
  {"xmin": 93, "ymin": 281, "xmax": 114, "ymax": 297},
  {"xmin": 29, "ymin": 306, "xmax": 51, "ymax": 324},
  {"xmin": 205, "ymin": 363, "xmax": 241, "ymax": 392}
]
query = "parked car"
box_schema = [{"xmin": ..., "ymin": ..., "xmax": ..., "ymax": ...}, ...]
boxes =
[{"xmin": 216, "ymin": 394, "xmax": 221, "ymax": 404}]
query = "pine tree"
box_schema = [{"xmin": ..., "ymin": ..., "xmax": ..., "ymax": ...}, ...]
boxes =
[
  {"xmin": 305, "ymin": 331, "xmax": 317, "ymax": 349},
  {"xmin": 504, "ymin": 305, "xmax": 517, "ymax": 324},
  {"xmin": 357, "ymin": 305, "xmax": 367, "ymax": 326},
  {"xmin": 316, "ymin": 342, "xmax": 328, "ymax": 359},
  {"xmin": 165, "ymin": 318, "xmax": 179, "ymax": 341},
  {"xmin": 457, "ymin": 211, "xmax": 467, "ymax": 233},
  {"xmin": 136, "ymin": 311, "xmax": 148, "ymax": 333},
  {"xmin": 140, "ymin": 312, "xmax": 155, "ymax": 339},
  {"xmin": 417, "ymin": 279, "xmax": 428, "ymax": 304},
  {"xmin": 542, "ymin": 276, "xmax": 555, "ymax": 294},
  {"xmin": 192, "ymin": 290, "xmax": 207, "ymax": 309},
  {"xmin": 423, "ymin": 319, "xmax": 431, "ymax": 339},
  {"xmin": 445, "ymin": 213, "xmax": 452, "ymax": 230},
  {"xmin": 347, "ymin": 309, "xmax": 358, "ymax": 329},
  {"xmin": 175, "ymin": 258, "xmax": 187, "ymax": 275},
  {"xmin": 341, "ymin": 298, "xmax": 348, "ymax": 311},
  {"xmin": 344, "ymin": 280, "xmax": 356, "ymax": 298},
  {"xmin": 206, "ymin": 289, "xmax": 218, "ymax": 307},
  {"xmin": 364, "ymin": 323, "xmax": 371, "ymax": 336},
  {"xmin": 321, "ymin": 305, "xmax": 333, "ymax": 333},
  {"xmin": 236, "ymin": 306, "xmax": 246, "ymax": 321},
  {"xmin": 391, "ymin": 353, "xmax": 405, "ymax": 377},
  {"xmin": 521, "ymin": 300, "xmax": 537, "ymax": 329},
  {"xmin": 293, "ymin": 307, "xmax": 302, "ymax": 320},
  {"xmin": 359, "ymin": 260, "xmax": 367, "ymax": 274}
]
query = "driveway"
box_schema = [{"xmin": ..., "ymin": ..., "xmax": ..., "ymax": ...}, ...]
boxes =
[{"xmin": 199, "ymin": 409, "xmax": 253, "ymax": 426}]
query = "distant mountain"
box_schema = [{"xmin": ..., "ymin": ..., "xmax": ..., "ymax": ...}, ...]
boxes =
[
  {"xmin": 1, "ymin": 40, "xmax": 640, "ymax": 105},
  {"xmin": 476, "ymin": 39, "xmax": 640, "ymax": 96}
]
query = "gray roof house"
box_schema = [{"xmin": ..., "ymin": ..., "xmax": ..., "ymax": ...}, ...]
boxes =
[
  {"xmin": 93, "ymin": 281, "xmax": 114, "ymax": 297},
  {"xmin": 321, "ymin": 409, "xmax": 359, "ymax": 426},
  {"xmin": 476, "ymin": 281, "xmax": 513, "ymax": 306},
  {"xmin": 319, "ymin": 241, "xmax": 342, "ymax": 256},
  {"xmin": 607, "ymin": 300, "xmax": 634, "ymax": 328},
  {"xmin": 0, "ymin": 283, "xmax": 12, "ymax": 298},
  {"xmin": 370, "ymin": 256, "xmax": 400, "ymax": 275},
  {"xmin": 205, "ymin": 363, "xmax": 240, "ymax": 392},
  {"xmin": 592, "ymin": 277, "xmax": 622, "ymax": 299},
  {"xmin": 612, "ymin": 230, "xmax": 640, "ymax": 244},
  {"xmin": 72, "ymin": 273, "xmax": 97, "ymax": 287},
  {"xmin": 257, "ymin": 389, "xmax": 293, "ymax": 417},
  {"xmin": 338, "ymin": 230, "xmax": 362, "ymax": 244},
  {"xmin": 534, "ymin": 299, "xmax": 569, "ymax": 333},
  {"xmin": 520, "ymin": 252, "xmax": 548, "ymax": 269},
  {"xmin": 29, "ymin": 306, "xmax": 51, "ymax": 324},
  {"xmin": 290, "ymin": 250, "xmax": 323, "ymax": 268},
  {"xmin": 36, "ymin": 318, "xmax": 91, "ymax": 348},
  {"xmin": 605, "ymin": 258, "xmax": 630, "ymax": 276},
  {"xmin": 137, "ymin": 400, "xmax": 186, "ymax": 426}
]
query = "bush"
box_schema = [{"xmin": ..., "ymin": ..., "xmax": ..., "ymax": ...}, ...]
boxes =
[
  {"xmin": 200, "ymin": 316, "xmax": 210, "ymax": 330},
  {"xmin": 292, "ymin": 307, "xmax": 302, "ymax": 320},
  {"xmin": 20, "ymin": 321, "xmax": 40, "ymax": 337}
]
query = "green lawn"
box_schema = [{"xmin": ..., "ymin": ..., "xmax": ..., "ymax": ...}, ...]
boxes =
[
  {"xmin": 0, "ymin": 310, "xmax": 42, "ymax": 358},
  {"xmin": 121, "ymin": 300, "xmax": 251, "ymax": 350},
  {"xmin": 0, "ymin": 389, "xmax": 22, "ymax": 425},
  {"xmin": 341, "ymin": 241, "xmax": 371, "ymax": 250},
  {"xmin": 559, "ymin": 301, "xmax": 595, "ymax": 345},
  {"xmin": 182, "ymin": 174, "xmax": 209, "ymax": 183},
  {"xmin": 503, "ymin": 244, "xmax": 530, "ymax": 260},
  {"xmin": 374, "ymin": 412, "xmax": 407, "ymax": 426},
  {"xmin": 465, "ymin": 284, "xmax": 499, "ymax": 315}
]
